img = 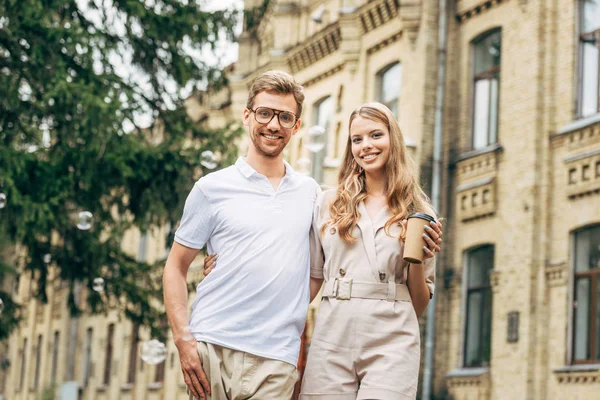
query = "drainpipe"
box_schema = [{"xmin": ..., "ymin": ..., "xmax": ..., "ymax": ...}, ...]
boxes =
[{"xmin": 422, "ymin": 0, "xmax": 448, "ymax": 399}]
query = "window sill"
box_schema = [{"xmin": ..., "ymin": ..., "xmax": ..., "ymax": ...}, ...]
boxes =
[
  {"xmin": 147, "ymin": 382, "xmax": 163, "ymax": 391},
  {"xmin": 556, "ymin": 113, "xmax": 600, "ymax": 136},
  {"xmin": 554, "ymin": 364, "xmax": 600, "ymax": 384},
  {"xmin": 455, "ymin": 143, "xmax": 502, "ymax": 163},
  {"xmin": 554, "ymin": 364, "xmax": 600, "ymax": 373},
  {"xmin": 96, "ymin": 385, "xmax": 107, "ymax": 392},
  {"xmin": 121, "ymin": 383, "xmax": 134, "ymax": 391},
  {"xmin": 446, "ymin": 367, "xmax": 490, "ymax": 378}
]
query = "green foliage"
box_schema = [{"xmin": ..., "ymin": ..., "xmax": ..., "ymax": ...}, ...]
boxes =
[
  {"xmin": 244, "ymin": 0, "xmax": 270, "ymax": 35},
  {"xmin": 0, "ymin": 0, "xmax": 245, "ymax": 338}
]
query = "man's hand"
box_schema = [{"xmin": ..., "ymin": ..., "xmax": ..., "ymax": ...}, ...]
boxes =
[
  {"xmin": 177, "ymin": 338, "xmax": 211, "ymax": 400},
  {"xmin": 203, "ymin": 253, "xmax": 218, "ymax": 277}
]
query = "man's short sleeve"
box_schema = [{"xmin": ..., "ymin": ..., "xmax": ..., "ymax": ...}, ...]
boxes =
[{"xmin": 174, "ymin": 183, "xmax": 215, "ymax": 249}]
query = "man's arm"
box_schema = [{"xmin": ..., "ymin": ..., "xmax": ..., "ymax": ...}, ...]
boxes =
[
  {"xmin": 309, "ymin": 277, "xmax": 323, "ymax": 303},
  {"xmin": 163, "ymin": 242, "xmax": 210, "ymax": 400}
]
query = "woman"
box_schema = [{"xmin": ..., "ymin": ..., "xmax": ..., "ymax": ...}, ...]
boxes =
[{"xmin": 204, "ymin": 102, "xmax": 443, "ymax": 399}]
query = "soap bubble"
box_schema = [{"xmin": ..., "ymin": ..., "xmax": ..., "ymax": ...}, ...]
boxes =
[
  {"xmin": 77, "ymin": 211, "xmax": 93, "ymax": 230},
  {"xmin": 200, "ymin": 150, "xmax": 217, "ymax": 170},
  {"xmin": 141, "ymin": 339, "xmax": 167, "ymax": 365},
  {"xmin": 92, "ymin": 277, "xmax": 104, "ymax": 292}
]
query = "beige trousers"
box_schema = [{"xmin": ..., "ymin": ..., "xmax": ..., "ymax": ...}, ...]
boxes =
[{"xmin": 188, "ymin": 341, "xmax": 298, "ymax": 400}]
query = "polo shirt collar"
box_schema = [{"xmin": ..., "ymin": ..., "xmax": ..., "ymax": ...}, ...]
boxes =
[{"xmin": 235, "ymin": 156, "xmax": 296, "ymax": 179}]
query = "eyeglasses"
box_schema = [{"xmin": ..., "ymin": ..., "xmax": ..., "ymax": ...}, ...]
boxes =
[{"xmin": 248, "ymin": 107, "xmax": 298, "ymax": 129}]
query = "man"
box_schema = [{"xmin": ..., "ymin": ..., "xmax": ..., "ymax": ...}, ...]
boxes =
[{"xmin": 163, "ymin": 70, "xmax": 319, "ymax": 400}]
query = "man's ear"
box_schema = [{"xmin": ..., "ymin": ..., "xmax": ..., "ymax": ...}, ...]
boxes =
[
  {"xmin": 292, "ymin": 118, "xmax": 302, "ymax": 136},
  {"xmin": 242, "ymin": 108, "xmax": 250, "ymax": 126}
]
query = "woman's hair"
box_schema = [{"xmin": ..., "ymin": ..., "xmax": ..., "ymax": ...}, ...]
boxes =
[
  {"xmin": 246, "ymin": 70, "xmax": 305, "ymax": 117},
  {"xmin": 323, "ymin": 102, "xmax": 434, "ymax": 243}
]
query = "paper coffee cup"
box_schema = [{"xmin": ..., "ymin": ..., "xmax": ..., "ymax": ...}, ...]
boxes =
[{"xmin": 403, "ymin": 212, "xmax": 436, "ymax": 264}]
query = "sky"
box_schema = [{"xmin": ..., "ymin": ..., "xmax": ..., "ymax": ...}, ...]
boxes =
[{"xmin": 76, "ymin": 0, "xmax": 244, "ymax": 130}]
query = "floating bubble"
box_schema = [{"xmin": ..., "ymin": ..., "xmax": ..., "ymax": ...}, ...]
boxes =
[
  {"xmin": 141, "ymin": 339, "xmax": 167, "ymax": 365},
  {"xmin": 77, "ymin": 211, "xmax": 93, "ymax": 230},
  {"xmin": 296, "ymin": 157, "xmax": 312, "ymax": 176},
  {"xmin": 181, "ymin": 326, "xmax": 194, "ymax": 342},
  {"xmin": 43, "ymin": 254, "xmax": 52, "ymax": 264},
  {"xmin": 305, "ymin": 126, "xmax": 326, "ymax": 153},
  {"xmin": 92, "ymin": 277, "xmax": 104, "ymax": 292},
  {"xmin": 200, "ymin": 150, "xmax": 217, "ymax": 170},
  {"xmin": 0, "ymin": 193, "xmax": 6, "ymax": 209},
  {"xmin": 0, "ymin": 297, "xmax": 4, "ymax": 315}
]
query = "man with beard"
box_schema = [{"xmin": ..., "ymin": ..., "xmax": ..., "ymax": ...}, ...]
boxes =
[{"xmin": 163, "ymin": 70, "xmax": 319, "ymax": 400}]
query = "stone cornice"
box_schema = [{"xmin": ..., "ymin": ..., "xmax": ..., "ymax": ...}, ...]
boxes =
[
  {"xmin": 366, "ymin": 30, "xmax": 403, "ymax": 55},
  {"xmin": 456, "ymin": 0, "xmax": 507, "ymax": 24},
  {"xmin": 287, "ymin": 22, "xmax": 341, "ymax": 74},
  {"xmin": 301, "ymin": 63, "xmax": 345, "ymax": 88}
]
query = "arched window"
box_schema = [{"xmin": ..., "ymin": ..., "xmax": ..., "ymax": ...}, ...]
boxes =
[
  {"xmin": 579, "ymin": 0, "xmax": 600, "ymax": 117},
  {"xmin": 471, "ymin": 30, "xmax": 501, "ymax": 150},
  {"xmin": 463, "ymin": 245, "xmax": 494, "ymax": 367},
  {"xmin": 376, "ymin": 62, "xmax": 401, "ymax": 118},
  {"xmin": 572, "ymin": 224, "xmax": 600, "ymax": 363}
]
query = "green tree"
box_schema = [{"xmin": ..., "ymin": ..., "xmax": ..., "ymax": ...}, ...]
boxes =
[{"xmin": 0, "ymin": 0, "xmax": 246, "ymax": 339}]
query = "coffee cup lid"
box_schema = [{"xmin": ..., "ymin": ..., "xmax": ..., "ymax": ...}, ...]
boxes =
[{"xmin": 407, "ymin": 212, "xmax": 436, "ymax": 223}]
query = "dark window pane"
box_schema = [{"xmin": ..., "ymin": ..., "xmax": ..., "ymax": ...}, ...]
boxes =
[
  {"xmin": 51, "ymin": 331, "xmax": 59, "ymax": 384},
  {"xmin": 83, "ymin": 328, "xmax": 93, "ymax": 387},
  {"xmin": 597, "ymin": 278, "xmax": 600, "ymax": 360},
  {"xmin": 574, "ymin": 277, "xmax": 591, "ymax": 361},
  {"xmin": 481, "ymin": 289, "xmax": 493, "ymax": 365},
  {"xmin": 474, "ymin": 31, "xmax": 501, "ymax": 74},
  {"xmin": 104, "ymin": 324, "xmax": 115, "ymax": 385},
  {"xmin": 489, "ymin": 77, "xmax": 499, "ymax": 144},
  {"xmin": 467, "ymin": 246, "xmax": 494, "ymax": 287},
  {"xmin": 583, "ymin": 0, "xmax": 600, "ymax": 33},
  {"xmin": 575, "ymin": 225, "xmax": 600, "ymax": 273},
  {"xmin": 465, "ymin": 291, "xmax": 483, "ymax": 367}
]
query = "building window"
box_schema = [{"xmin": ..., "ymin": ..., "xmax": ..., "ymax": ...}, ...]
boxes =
[
  {"xmin": 580, "ymin": 0, "xmax": 600, "ymax": 117},
  {"xmin": 376, "ymin": 62, "xmax": 401, "ymax": 118},
  {"xmin": 464, "ymin": 245, "xmax": 494, "ymax": 367},
  {"xmin": 471, "ymin": 30, "xmax": 501, "ymax": 150},
  {"xmin": 19, "ymin": 338, "xmax": 27, "ymax": 391},
  {"xmin": 82, "ymin": 328, "xmax": 93, "ymax": 387},
  {"xmin": 103, "ymin": 324, "xmax": 115, "ymax": 385},
  {"xmin": 573, "ymin": 224, "xmax": 600, "ymax": 363},
  {"xmin": 311, "ymin": 96, "xmax": 333, "ymax": 183},
  {"xmin": 51, "ymin": 331, "xmax": 59, "ymax": 384},
  {"xmin": 32, "ymin": 335, "xmax": 42, "ymax": 390},
  {"xmin": 127, "ymin": 324, "xmax": 139, "ymax": 384}
]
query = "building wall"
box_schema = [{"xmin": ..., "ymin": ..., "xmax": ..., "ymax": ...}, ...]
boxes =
[{"xmin": 2, "ymin": 1, "xmax": 599, "ymax": 399}]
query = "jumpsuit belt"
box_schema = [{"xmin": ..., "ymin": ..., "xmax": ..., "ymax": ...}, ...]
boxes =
[{"xmin": 322, "ymin": 278, "xmax": 412, "ymax": 302}]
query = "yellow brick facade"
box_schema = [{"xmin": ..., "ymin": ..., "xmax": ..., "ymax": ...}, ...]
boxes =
[{"xmin": 2, "ymin": 1, "xmax": 600, "ymax": 399}]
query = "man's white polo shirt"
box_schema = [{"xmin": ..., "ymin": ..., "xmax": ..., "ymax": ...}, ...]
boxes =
[{"xmin": 175, "ymin": 157, "xmax": 319, "ymax": 365}]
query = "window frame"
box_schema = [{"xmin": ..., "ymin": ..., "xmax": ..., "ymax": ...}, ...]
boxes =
[
  {"xmin": 375, "ymin": 62, "xmax": 402, "ymax": 119},
  {"xmin": 469, "ymin": 29, "xmax": 502, "ymax": 151},
  {"xmin": 578, "ymin": 0, "xmax": 600, "ymax": 117},
  {"xmin": 461, "ymin": 244, "xmax": 495, "ymax": 368},
  {"xmin": 570, "ymin": 224, "xmax": 600, "ymax": 365}
]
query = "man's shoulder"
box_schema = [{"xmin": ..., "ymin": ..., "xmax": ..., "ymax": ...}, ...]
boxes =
[{"xmin": 195, "ymin": 164, "xmax": 239, "ymax": 190}]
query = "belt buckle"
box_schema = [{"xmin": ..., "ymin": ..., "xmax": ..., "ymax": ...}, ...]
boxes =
[{"xmin": 334, "ymin": 278, "xmax": 353, "ymax": 300}]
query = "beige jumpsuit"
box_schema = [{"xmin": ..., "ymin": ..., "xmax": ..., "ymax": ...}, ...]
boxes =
[{"xmin": 300, "ymin": 190, "xmax": 435, "ymax": 400}]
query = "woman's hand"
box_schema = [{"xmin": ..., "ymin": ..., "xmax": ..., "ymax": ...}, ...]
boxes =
[
  {"xmin": 422, "ymin": 220, "xmax": 443, "ymax": 259},
  {"xmin": 203, "ymin": 253, "xmax": 218, "ymax": 277}
]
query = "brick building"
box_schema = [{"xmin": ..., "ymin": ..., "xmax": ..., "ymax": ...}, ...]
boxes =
[{"xmin": 1, "ymin": 1, "xmax": 599, "ymax": 399}]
